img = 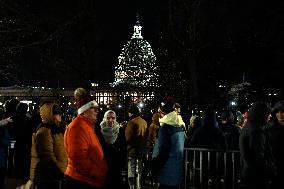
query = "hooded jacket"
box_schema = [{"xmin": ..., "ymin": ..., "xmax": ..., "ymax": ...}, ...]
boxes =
[
  {"xmin": 125, "ymin": 115, "xmax": 148, "ymax": 158},
  {"xmin": 239, "ymin": 102, "xmax": 276, "ymax": 185},
  {"xmin": 30, "ymin": 102, "xmax": 67, "ymax": 184},
  {"xmin": 151, "ymin": 111, "xmax": 185, "ymax": 186}
]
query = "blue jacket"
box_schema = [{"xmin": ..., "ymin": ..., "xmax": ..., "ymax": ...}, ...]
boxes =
[{"xmin": 151, "ymin": 111, "xmax": 185, "ymax": 186}]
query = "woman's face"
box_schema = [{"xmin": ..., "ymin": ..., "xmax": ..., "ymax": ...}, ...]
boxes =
[{"xmin": 106, "ymin": 112, "xmax": 116, "ymax": 127}]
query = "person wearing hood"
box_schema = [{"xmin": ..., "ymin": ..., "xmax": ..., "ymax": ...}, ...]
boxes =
[
  {"xmin": 267, "ymin": 100, "xmax": 284, "ymax": 188},
  {"xmin": 190, "ymin": 108, "xmax": 227, "ymax": 150},
  {"xmin": 239, "ymin": 101, "xmax": 276, "ymax": 189},
  {"xmin": 147, "ymin": 112, "xmax": 160, "ymax": 147},
  {"xmin": 99, "ymin": 110, "xmax": 128, "ymax": 189},
  {"xmin": 219, "ymin": 110, "xmax": 240, "ymax": 150},
  {"xmin": 29, "ymin": 101, "xmax": 67, "ymax": 189},
  {"xmin": 150, "ymin": 96, "xmax": 185, "ymax": 189}
]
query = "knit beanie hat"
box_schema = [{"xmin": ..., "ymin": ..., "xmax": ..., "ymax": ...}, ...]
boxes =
[
  {"xmin": 16, "ymin": 102, "xmax": 28, "ymax": 114},
  {"xmin": 159, "ymin": 96, "xmax": 176, "ymax": 114},
  {"xmin": 220, "ymin": 110, "xmax": 234, "ymax": 122},
  {"xmin": 248, "ymin": 101, "xmax": 271, "ymax": 124},
  {"xmin": 4, "ymin": 98, "xmax": 20, "ymax": 115},
  {"xmin": 272, "ymin": 100, "xmax": 284, "ymax": 114},
  {"xmin": 74, "ymin": 87, "xmax": 99, "ymax": 114}
]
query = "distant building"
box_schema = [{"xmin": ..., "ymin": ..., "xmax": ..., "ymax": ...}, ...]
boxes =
[
  {"xmin": 111, "ymin": 14, "xmax": 160, "ymax": 88},
  {"xmin": 0, "ymin": 16, "xmax": 162, "ymax": 118}
]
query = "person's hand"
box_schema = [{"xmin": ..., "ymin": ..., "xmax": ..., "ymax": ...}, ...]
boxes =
[
  {"xmin": 0, "ymin": 117, "xmax": 13, "ymax": 126},
  {"xmin": 6, "ymin": 117, "xmax": 13, "ymax": 123}
]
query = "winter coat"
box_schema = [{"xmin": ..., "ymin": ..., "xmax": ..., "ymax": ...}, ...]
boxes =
[
  {"xmin": 98, "ymin": 126, "xmax": 128, "ymax": 189},
  {"xmin": 239, "ymin": 102, "xmax": 276, "ymax": 187},
  {"xmin": 125, "ymin": 116, "xmax": 148, "ymax": 158},
  {"xmin": 30, "ymin": 123, "xmax": 67, "ymax": 184},
  {"xmin": 13, "ymin": 113, "xmax": 33, "ymax": 180},
  {"xmin": 190, "ymin": 124, "xmax": 227, "ymax": 150},
  {"xmin": 267, "ymin": 121, "xmax": 284, "ymax": 185},
  {"xmin": 147, "ymin": 113, "xmax": 160, "ymax": 146},
  {"xmin": 151, "ymin": 111, "xmax": 185, "ymax": 186},
  {"xmin": 220, "ymin": 122, "xmax": 240, "ymax": 150},
  {"xmin": 190, "ymin": 108, "xmax": 227, "ymax": 150},
  {"xmin": 64, "ymin": 115, "xmax": 108, "ymax": 187}
]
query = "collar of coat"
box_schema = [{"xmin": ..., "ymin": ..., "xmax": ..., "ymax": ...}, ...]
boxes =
[{"xmin": 159, "ymin": 111, "xmax": 185, "ymax": 127}]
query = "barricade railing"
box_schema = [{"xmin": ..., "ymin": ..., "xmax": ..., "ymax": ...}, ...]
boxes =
[
  {"xmin": 183, "ymin": 148, "xmax": 240, "ymax": 189},
  {"xmin": 6, "ymin": 140, "xmax": 16, "ymax": 177},
  {"xmin": 6, "ymin": 142, "xmax": 241, "ymax": 189},
  {"xmin": 134, "ymin": 147, "xmax": 241, "ymax": 189}
]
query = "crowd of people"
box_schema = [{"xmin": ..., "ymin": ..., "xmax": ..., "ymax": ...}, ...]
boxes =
[{"xmin": 0, "ymin": 87, "xmax": 283, "ymax": 189}]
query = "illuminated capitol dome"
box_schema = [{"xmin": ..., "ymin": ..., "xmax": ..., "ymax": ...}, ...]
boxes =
[{"xmin": 112, "ymin": 14, "xmax": 160, "ymax": 88}]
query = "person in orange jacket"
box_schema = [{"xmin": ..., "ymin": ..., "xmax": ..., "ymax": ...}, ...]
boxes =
[{"xmin": 63, "ymin": 87, "xmax": 108, "ymax": 189}]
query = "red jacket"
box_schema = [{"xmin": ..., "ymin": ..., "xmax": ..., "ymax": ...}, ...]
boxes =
[{"xmin": 64, "ymin": 115, "xmax": 108, "ymax": 187}]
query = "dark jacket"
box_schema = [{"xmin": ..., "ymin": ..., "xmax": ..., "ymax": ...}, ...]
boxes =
[
  {"xmin": 220, "ymin": 122, "xmax": 240, "ymax": 150},
  {"xmin": 190, "ymin": 109, "xmax": 227, "ymax": 150},
  {"xmin": 239, "ymin": 102, "xmax": 276, "ymax": 187},
  {"xmin": 13, "ymin": 113, "xmax": 33, "ymax": 180},
  {"xmin": 267, "ymin": 120, "xmax": 284, "ymax": 186},
  {"xmin": 97, "ymin": 126, "xmax": 127, "ymax": 189}
]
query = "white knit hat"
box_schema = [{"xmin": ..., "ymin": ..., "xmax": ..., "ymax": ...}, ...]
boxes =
[{"xmin": 74, "ymin": 87, "xmax": 99, "ymax": 114}]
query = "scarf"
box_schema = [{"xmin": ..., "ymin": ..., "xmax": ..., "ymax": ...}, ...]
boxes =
[{"xmin": 100, "ymin": 121, "xmax": 120, "ymax": 144}]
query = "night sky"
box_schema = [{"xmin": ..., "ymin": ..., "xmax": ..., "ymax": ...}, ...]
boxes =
[{"xmin": 0, "ymin": 0, "xmax": 283, "ymax": 92}]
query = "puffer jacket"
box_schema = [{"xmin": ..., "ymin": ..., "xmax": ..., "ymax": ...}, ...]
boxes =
[
  {"xmin": 30, "ymin": 123, "xmax": 67, "ymax": 183},
  {"xmin": 64, "ymin": 115, "xmax": 108, "ymax": 187}
]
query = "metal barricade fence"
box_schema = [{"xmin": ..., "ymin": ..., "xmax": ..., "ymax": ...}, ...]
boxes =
[
  {"xmin": 138, "ymin": 148, "xmax": 240, "ymax": 189},
  {"xmin": 6, "ymin": 140, "xmax": 16, "ymax": 178},
  {"xmin": 5, "ymin": 142, "xmax": 241, "ymax": 189},
  {"xmin": 136, "ymin": 147, "xmax": 241, "ymax": 189},
  {"xmin": 183, "ymin": 148, "xmax": 240, "ymax": 189}
]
